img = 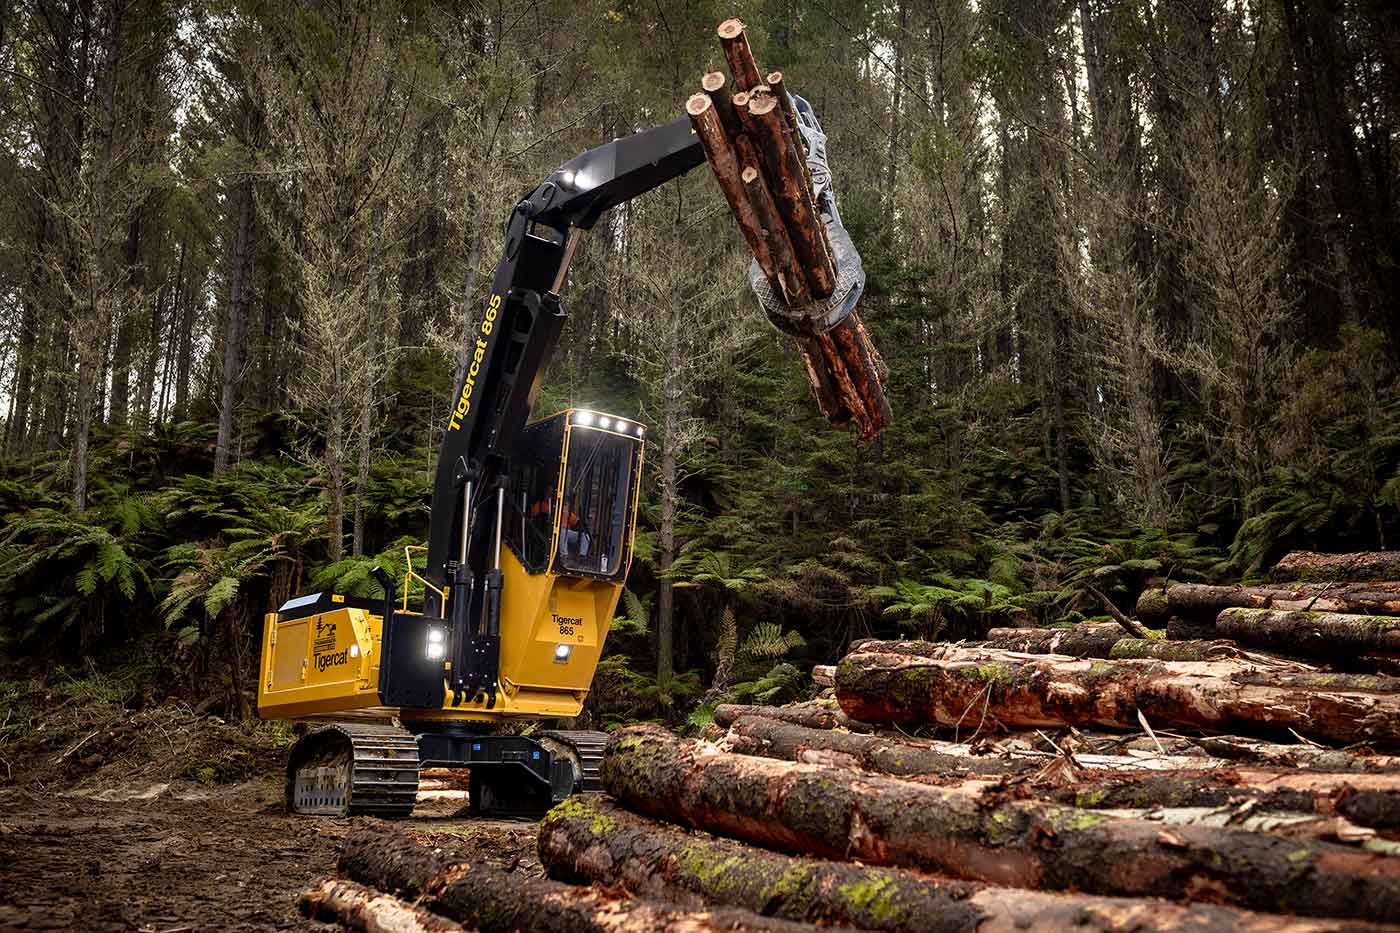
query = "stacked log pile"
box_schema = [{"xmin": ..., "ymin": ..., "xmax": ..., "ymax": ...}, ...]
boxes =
[
  {"xmin": 1131, "ymin": 550, "xmax": 1400, "ymax": 671},
  {"xmin": 310, "ymin": 550, "xmax": 1400, "ymax": 931},
  {"xmin": 688, "ymin": 19, "xmax": 891, "ymax": 440}
]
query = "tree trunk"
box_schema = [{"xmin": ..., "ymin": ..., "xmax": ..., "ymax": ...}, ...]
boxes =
[
  {"xmin": 135, "ymin": 284, "xmax": 165, "ymax": 429},
  {"xmin": 713, "ymin": 700, "xmax": 870, "ymax": 732},
  {"xmin": 299, "ymin": 879, "xmax": 462, "ymax": 932},
  {"xmin": 654, "ymin": 336, "xmax": 680, "ymax": 694},
  {"xmin": 214, "ymin": 179, "xmax": 256, "ymax": 475},
  {"xmin": 539, "ymin": 795, "xmax": 1331, "ymax": 933},
  {"xmin": 339, "ymin": 825, "xmax": 817, "ymax": 933},
  {"xmin": 835, "ymin": 647, "xmax": 1400, "ymax": 746},
  {"xmin": 327, "ymin": 401, "xmax": 345, "ymax": 563},
  {"xmin": 601, "ymin": 726, "xmax": 1400, "ymax": 922},
  {"xmin": 1272, "ymin": 551, "xmax": 1400, "ymax": 583}
]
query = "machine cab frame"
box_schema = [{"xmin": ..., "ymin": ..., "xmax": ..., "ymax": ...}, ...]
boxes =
[{"xmin": 506, "ymin": 409, "xmax": 645, "ymax": 583}]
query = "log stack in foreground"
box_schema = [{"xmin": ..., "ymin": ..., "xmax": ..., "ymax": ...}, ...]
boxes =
[
  {"xmin": 312, "ymin": 551, "xmax": 1400, "ymax": 933},
  {"xmin": 688, "ymin": 19, "xmax": 891, "ymax": 441}
]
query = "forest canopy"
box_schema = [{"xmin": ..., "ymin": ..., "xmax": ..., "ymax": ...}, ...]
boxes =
[{"xmin": 0, "ymin": 0, "xmax": 1397, "ymax": 722}]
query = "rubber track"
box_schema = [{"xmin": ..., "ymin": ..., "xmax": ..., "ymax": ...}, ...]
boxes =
[{"xmin": 292, "ymin": 722, "xmax": 420, "ymax": 818}]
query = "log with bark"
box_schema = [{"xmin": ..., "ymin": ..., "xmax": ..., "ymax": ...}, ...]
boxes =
[
  {"xmin": 1273, "ymin": 551, "xmax": 1400, "ymax": 583},
  {"xmin": 1168, "ymin": 582, "xmax": 1400, "ymax": 622},
  {"xmin": 835, "ymin": 645, "xmax": 1400, "ymax": 747},
  {"xmin": 338, "ymin": 825, "xmax": 822, "ymax": 933},
  {"xmin": 740, "ymin": 90, "xmax": 835, "ymax": 299},
  {"xmin": 539, "ymin": 795, "xmax": 1358, "ymax": 933},
  {"xmin": 693, "ymin": 21, "xmax": 893, "ymax": 443},
  {"xmin": 983, "ymin": 624, "xmax": 1235, "ymax": 661},
  {"xmin": 724, "ymin": 713, "xmax": 1400, "ymax": 829},
  {"xmin": 716, "ymin": 18, "xmax": 763, "ymax": 91},
  {"xmin": 299, "ymin": 878, "xmax": 463, "ymax": 933},
  {"xmin": 713, "ymin": 699, "xmax": 871, "ymax": 732},
  {"xmin": 685, "ymin": 93, "xmax": 781, "ymax": 295},
  {"xmin": 601, "ymin": 725, "xmax": 1400, "ymax": 921},
  {"xmin": 1217, "ymin": 608, "xmax": 1400, "ymax": 658},
  {"xmin": 1136, "ymin": 588, "xmax": 1170, "ymax": 625}
]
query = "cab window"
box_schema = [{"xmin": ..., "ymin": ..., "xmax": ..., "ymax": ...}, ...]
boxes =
[{"xmin": 554, "ymin": 428, "xmax": 636, "ymax": 579}]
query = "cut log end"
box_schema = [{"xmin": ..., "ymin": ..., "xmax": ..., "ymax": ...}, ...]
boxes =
[
  {"xmin": 748, "ymin": 93, "xmax": 780, "ymax": 117},
  {"xmin": 686, "ymin": 92, "xmax": 712, "ymax": 117},
  {"xmin": 701, "ymin": 70, "xmax": 726, "ymax": 93},
  {"xmin": 716, "ymin": 17, "xmax": 746, "ymax": 39}
]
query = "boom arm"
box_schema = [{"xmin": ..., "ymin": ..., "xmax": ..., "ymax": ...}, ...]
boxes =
[{"xmin": 420, "ymin": 116, "xmax": 703, "ymax": 705}]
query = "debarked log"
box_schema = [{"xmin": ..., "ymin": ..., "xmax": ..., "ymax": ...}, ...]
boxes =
[
  {"xmin": 538, "ymin": 795, "xmax": 1356, "ymax": 933},
  {"xmin": 339, "ymin": 825, "xmax": 824, "ymax": 933},
  {"xmin": 1217, "ymin": 608, "xmax": 1400, "ymax": 658},
  {"xmin": 835, "ymin": 648, "xmax": 1400, "ymax": 747},
  {"xmin": 299, "ymin": 878, "xmax": 463, "ymax": 933},
  {"xmin": 600, "ymin": 725, "xmax": 1400, "ymax": 922}
]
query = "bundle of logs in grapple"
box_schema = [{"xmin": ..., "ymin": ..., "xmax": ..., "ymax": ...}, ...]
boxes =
[
  {"xmin": 688, "ymin": 19, "xmax": 891, "ymax": 441},
  {"xmin": 307, "ymin": 550, "xmax": 1400, "ymax": 931}
]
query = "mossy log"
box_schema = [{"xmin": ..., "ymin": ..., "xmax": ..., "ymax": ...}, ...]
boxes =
[
  {"xmin": 539, "ymin": 795, "xmax": 1355, "ymax": 933},
  {"xmin": 601, "ymin": 725, "xmax": 1400, "ymax": 921},
  {"xmin": 1217, "ymin": 608, "xmax": 1400, "ymax": 658},
  {"xmin": 299, "ymin": 878, "xmax": 463, "ymax": 933},
  {"xmin": 724, "ymin": 713, "xmax": 1024, "ymax": 777},
  {"xmin": 1136, "ymin": 588, "xmax": 1170, "ymax": 625},
  {"xmin": 984, "ymin": 625, "xmax": 1233, "ymax": 661},
  {"xmin": 1273, "ymin": 551, "xmax": 1400, "ymax": 583},
  {"xmin": 1049, "ymin": 770, "xmax": 1400, "ymax": 831},
  {"xmin": 339, "ymin": 825, "xmax": 819, "ymax": 933},
  {"xmin": 727, "ymin": 714, "xmax": 1400, "ymax": 829},
  {"xmin": 713, "ymin": 700, "xmax": 871, "ymax": 732},
  {"xmin": 835, "ymin": 648, "xmax": 1400, "ymax": 746},
  {"xmin": 1167, "ymin": 582, "xmax": 1400, "ymax": 624}
]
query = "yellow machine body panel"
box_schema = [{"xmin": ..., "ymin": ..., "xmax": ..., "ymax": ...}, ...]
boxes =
[
  {"xmin": 258, "ymin": 410, "xmax": 641, "ymax": 724},
  {"xmin": 256, "ymin": 561, "xmax": 623, "ymax": 721},
  {"xmin": 257, "ymin": 605, "xmax": 383, "ymax": 718}
]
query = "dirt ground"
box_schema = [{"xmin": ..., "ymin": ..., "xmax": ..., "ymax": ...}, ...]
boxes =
[
  {"xmin": 0, "ymin": 780, "xmax": 542, "ymax": 932},
  {"xmin": 0, "ymin": 676, "xmax": 542, "ymax": 933}
]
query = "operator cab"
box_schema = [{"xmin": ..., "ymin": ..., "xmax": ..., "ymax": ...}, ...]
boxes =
[{"xmin": 506, "ymin": 408, "xmax": 645, "ymax": 581}]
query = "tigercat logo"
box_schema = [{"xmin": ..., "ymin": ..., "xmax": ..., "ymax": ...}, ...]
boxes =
[
  {"xmin": 448, "ymin": 294, "xmax": 501, "ymax": 431},
  {"xmin": 316, "ymin": 649, "xmax": 349, "ymax": 672},
  {"xmin": 552, "ymin": 613, "xmax": 583, "ymax": 627}
]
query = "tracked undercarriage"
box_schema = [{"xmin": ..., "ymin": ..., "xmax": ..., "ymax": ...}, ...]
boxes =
[{"xmin": 286, "ymin": 721, "xmax": 606, "ymax": 818}]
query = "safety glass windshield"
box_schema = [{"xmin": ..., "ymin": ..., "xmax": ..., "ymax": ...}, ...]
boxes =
[{"xmin": 554, "ymin": 428, "xmax": 636, "ymax": 578}]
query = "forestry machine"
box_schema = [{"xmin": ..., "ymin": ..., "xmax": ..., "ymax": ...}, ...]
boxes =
[{"xmin": 257, "ymin": 98, "xmax": 865, "ymax": 818}]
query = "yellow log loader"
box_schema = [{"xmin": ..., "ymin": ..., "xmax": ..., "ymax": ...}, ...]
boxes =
[{"xmin": 257, "ymin": 97, "xmax": 867, "ymax": 817}]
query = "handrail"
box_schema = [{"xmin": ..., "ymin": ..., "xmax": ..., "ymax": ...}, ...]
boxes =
[{"xmin": 401, "ymin": 544, "xmax": 444, "ymax": 611}]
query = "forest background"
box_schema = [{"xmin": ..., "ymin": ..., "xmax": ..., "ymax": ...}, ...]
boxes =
[{"xmin": 1, "ymin": 0, "xmax": 1398, "ymax": 727}]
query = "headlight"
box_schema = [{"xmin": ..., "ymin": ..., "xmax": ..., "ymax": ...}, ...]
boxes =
[
  {"xmin": 554, "ymin": 644, "xmax": 572, "ymax": 663},
  {"xmin": 635, "ymin": 424, "xmax": 645, "ymax": 437},
  {"xmin": 426, "ymin": 627, "xmax": 446, "ymax": 660},
  {"xmin": 598, "ymin": 417, "xmax": 612, "ymax": 430}
]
